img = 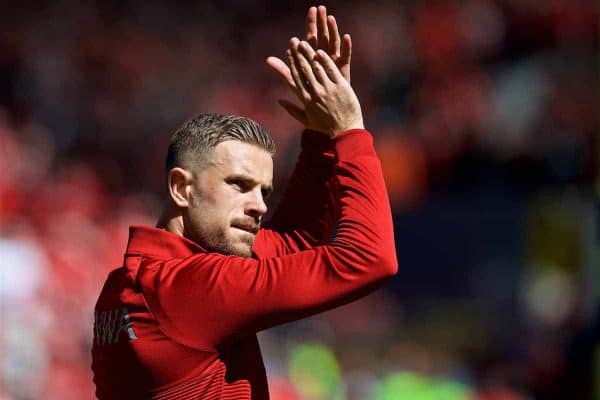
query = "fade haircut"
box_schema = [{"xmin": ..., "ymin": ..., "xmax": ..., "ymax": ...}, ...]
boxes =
[{"xmin": 166, "ymin": 113, "xmax": 276, "ymax": 172}]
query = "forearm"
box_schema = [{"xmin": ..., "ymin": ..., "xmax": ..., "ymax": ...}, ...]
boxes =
[
  {"xmin": 256, "ymin": 40, "xmax": 364, "ymax": 256},
  {"xmin": 245, "ymin": 129, "xmax": 398, "ymax": 334},
  {"xmin": 260, "ymin": 130, "xmax": 336, "ymax": 251}
]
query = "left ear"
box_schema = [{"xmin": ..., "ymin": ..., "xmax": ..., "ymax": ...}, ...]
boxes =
[{"xmin": 167, "ymin": 167, "xmax": 193, "ymax": 208}]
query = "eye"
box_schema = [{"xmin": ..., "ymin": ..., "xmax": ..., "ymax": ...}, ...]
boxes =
[{"xmin": 227, "ymin": 178, "xmax": 251, "ymax": 192}]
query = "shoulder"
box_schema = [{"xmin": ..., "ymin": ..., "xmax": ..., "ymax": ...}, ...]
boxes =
[{"xmin": 137, "ymin": 252, "xmax": 257, "ymax": 292}]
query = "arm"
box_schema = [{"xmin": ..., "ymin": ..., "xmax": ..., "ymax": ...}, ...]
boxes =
[
  {"xmin": 138, "ymin": 43, "xmax": 397, "ymax": 350},
  {"xmin": 254, "ymin": 129, "xmax": 336, "ymax": 256},
  {"xmin": 139, "ymin": 130, "xmax": 397, "ymax": 349},
  {"xmin": 254, "ymin": 6, "xmax": 353, "ymax": 256}
]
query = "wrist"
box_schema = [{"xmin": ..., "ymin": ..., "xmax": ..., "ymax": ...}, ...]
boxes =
[
  {"xmin": 330, "ymin": 118, "xmax": 364, "ymax": 138},
  {"xmin": 333, "ymin": 128, "xmax": 375, "ymax": 159}
]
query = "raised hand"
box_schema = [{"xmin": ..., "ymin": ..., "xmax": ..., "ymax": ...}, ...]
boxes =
[
  {"xmin": 267, "ymin": 6, "xmax": 354, "ymax": 132},
  {"xmin": 305, "ymin": 5, "xmax": 352, "ymax": 82},
  {"xmin": 284, "ymin": 38, "xmax": 363, "ymax": 138},
  {"xmin": 268, "ymin": 6, "xmax": 352, "ymax": 85}
]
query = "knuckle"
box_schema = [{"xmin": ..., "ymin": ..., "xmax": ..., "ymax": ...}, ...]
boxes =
[{"xmin": 315, "ymin": 88, "xmax": 327, "ymax": 98}]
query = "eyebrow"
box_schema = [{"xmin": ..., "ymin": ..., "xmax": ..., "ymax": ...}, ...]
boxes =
[{"xmin": 227, "ymin": 174, "xmax": 273, "ymax": 196}]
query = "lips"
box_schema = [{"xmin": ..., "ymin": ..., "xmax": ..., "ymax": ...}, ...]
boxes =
[{"xmin": 232, "ymin": 223, "xmax": 259, "ymax": 234}]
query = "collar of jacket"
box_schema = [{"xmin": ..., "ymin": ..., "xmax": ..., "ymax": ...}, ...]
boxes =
[{"xmin": 125, "ymin": 225, "xmax": 207, "ymax": 260}]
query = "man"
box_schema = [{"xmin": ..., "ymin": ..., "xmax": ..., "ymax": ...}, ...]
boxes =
[{"xmin": 92, "ymin": 6, "xmax": 397, "ymax": 399}]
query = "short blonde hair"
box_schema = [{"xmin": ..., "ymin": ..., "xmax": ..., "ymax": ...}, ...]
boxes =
[{"xmin": 166, "ymin": 113, "xmax": 276, "ymax": 172}]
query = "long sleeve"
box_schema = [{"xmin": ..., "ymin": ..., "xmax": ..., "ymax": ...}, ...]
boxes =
[
  {"xmin": 137, "ymin": 129, "xmax": 398, "ymax": 350},
  {"xmin": 253, "ymin": 129, "xmax": 336, "ymax": 257}
]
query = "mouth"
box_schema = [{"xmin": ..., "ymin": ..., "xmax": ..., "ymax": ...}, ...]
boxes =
[{"xmin": 231, "ymin": 224, "xmax": 259, "ymax": 235}]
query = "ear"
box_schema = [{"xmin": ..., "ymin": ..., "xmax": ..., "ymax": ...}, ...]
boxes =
[{"xmin": 167, "ymin": 167, "xmax": 193, "ymax": 208}]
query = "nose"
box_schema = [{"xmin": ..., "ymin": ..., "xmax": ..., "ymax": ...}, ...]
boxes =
[{"xmin": 245, "ymin": 188, "xmax": 267, "ymax": 218}]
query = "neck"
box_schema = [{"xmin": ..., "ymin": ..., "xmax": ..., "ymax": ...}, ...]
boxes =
[{"xmin": 156, "ymin": 204, "xmax": 184, "ymax": 237}]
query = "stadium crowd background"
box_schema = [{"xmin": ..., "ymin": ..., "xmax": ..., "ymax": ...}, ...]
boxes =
[{"xmin": 0, "ymin": 0, "xmax": 597, "ymax": 399}]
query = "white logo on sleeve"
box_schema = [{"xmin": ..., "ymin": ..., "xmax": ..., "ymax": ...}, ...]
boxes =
[{"xmin": 94, "ymin": 307, "xmax": 138, "ymax": 345}]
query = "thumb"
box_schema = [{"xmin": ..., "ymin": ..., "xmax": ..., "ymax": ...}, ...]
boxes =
[
  {"xmin": 267, "ymin": 56, "xmax": 295, "ymax": 88},
  {"xmin": 278, "ymin": 99, "xmax": 308, "ymax": 126}
]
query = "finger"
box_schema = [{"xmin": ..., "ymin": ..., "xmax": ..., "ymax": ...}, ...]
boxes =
[
  {"xmin": 311, "ymin": 58, "xmax": 330, "ymax": 85},
  {"xmin": 299, "ymin": 41, "xmax": 325, "ymax": 84},
  {"xmin": 288, "ymin": 39, "xmax": 310, "ymax": 100},
  {"xmin": 293, "ymin": 45, "xmax": 321, "ymax": 96},
  {"xmin": 278, "ymin": 99, "xmax": 308, "ymax": 125},
  {"xmin": 298, "ymin": 40, "xmax": 317, "ymax": 62},
  {"xmin": 340, "ymin": 33, "xmax": 352, "ymax": 65},
  {"xmin": 266, "ymin": 56, "xmax": 296, "ymax": 88},
  {"xmin": 316, "ymin": 5, "xmax": 329, "ymax": 50},
  {"xmin": 327, "ymin": 15, "xmax": 341, "ymax": 59},
  {"xmin": 316, "ymin": 49, "xmax": 343, "ymax": 84},
  {"xmin": 287, "ymin": 47, "xmax": 311, "ymax": 102},
  {"xmin": 306, "ymin": 6, "xmax": 317, "ymax": 48},
  {"xmin": 339, "ymin": 34, "xmax": 352, "ymax": 82}
]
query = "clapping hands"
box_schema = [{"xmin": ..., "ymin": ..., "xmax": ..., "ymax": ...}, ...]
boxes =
[{"xmin": 267, "ymin": 6, "xmax": 363, "ymax": 138}]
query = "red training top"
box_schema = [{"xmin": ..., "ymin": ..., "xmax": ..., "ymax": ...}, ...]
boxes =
[{"xmin": 91, "ymin": 129, "xmax": 397, "ymax": 399}]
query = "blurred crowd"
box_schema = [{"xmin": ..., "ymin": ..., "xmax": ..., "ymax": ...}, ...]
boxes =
[{"xmin": 0, "ymin": 0, "xmax": 597, "ymax": 399}]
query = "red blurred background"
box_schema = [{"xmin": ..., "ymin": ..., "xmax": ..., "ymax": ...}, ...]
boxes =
[{"xmin": 0, "ymin": 1, "xmax": 598, "ymax": 399}]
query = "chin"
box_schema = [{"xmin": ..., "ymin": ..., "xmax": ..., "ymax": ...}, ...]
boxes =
[
  {"xmin": 218, "ymin": 238, "xmax": 254, "ymax": 258},
  {"xmin": 231, "ymin": 237, "xmax": 255, "ymax": 258},
  {"xmin": 233, "ymin": 246, "xmax": 253, "ymax": 258},
  {"xmin": 200, "ymin": 228, "xmax": 255, "ymax": 257},
  {"xmin": 216, "ymin": 241, "xmax": 251, "ymax": 258},
  {"xmin": 228, "ymin": 230, "xmax": 255, "ymax": 258}
]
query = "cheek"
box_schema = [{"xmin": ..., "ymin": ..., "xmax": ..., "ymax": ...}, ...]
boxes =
[
  {"xmin": 192, "ymin": 186, "xmax": 234, "ymax": 222},
  {"xmin": 190, "ymin": 180, "xmax": 222, "ymax": 210},
  {"xmin": 192, "ymin": 180, "xmax": 247, "ymax": 222},
  {"xmin": 214, "ymin": 187, "xmax": 244, "ymax": 213}
]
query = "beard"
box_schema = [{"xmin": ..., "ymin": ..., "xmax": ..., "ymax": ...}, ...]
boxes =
[
  {"xmin": 185, "ymin": 208, "xmax": 260, "ymax": 258},
  {"xmin": 206, "ymin": 230, "xmax": 255, "ymax": 258},
  {"xmin": 193, "ymin": 218, "xmax": 259, "ymax": 258}
]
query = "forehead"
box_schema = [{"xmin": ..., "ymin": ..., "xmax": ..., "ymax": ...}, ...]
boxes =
[{"xmin": 206, "ymin": 141, "xmax": 273, "ymax": 182}]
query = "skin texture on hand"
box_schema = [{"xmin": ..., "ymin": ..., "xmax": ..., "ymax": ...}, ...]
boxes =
[
  {"xmin": 267, "ymin": 5, "xmax": 360, "ymax": 136},
  {"xmin": 286, "ymin": 40, "xmax": 364, "ymax": 138}
]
